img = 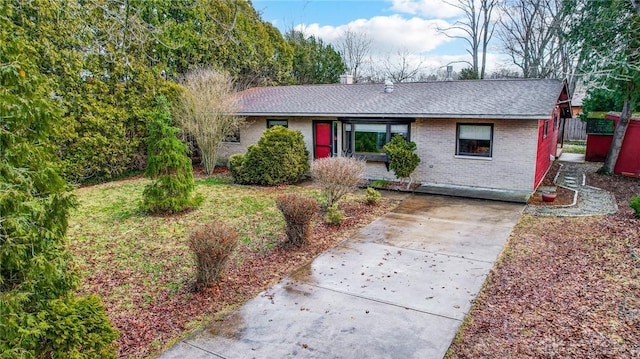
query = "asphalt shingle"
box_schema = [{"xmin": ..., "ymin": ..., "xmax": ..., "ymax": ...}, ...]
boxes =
[{"xmin": 237, "ymin": 79, "xmax": 566, "ymax": 120}]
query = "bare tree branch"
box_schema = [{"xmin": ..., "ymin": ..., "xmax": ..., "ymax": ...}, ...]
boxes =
[
  {"xmin": 336, "ymin": 27, "xmax": 372, "ymax": 83},
  {"xmin": 498, "ymin": 0, "xmax": 581, "ymax": 86},
  {"xmin": 438, "ymin": 0, "xmax": 498, "ymax": 78},
  {"xmin": 177, "ymin": 68, "xmax": 245, "ymax": 174},
  {"xmin": 382, "ymin": 48, "xmax": 424, "ymax": 82}
]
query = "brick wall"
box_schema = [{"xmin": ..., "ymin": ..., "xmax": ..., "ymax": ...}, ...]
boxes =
[
  {"xmin": 217, "ymin": 116, "xmax": 318, "ymax": 165},
  {"xmin": 220, "ymin": 116, "xmax": 540, "ymax": 192},
  {"xmin": 411, "ymin": 118, "xmax": 539, "ymax": 192}
]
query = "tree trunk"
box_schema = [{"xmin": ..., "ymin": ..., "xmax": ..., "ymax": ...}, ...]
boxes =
[{"xmin": 600, "ymin": 97, "xmax": 632, "ymax": 174}]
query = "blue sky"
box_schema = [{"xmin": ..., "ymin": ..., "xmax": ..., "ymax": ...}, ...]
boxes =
[
  {"xmin": 253, "ymin": 0, "xmax": 509, "ymax": 76},
  {"xmin": 253, "ymin": 1, "xmax": 392, "ymax": 29}
]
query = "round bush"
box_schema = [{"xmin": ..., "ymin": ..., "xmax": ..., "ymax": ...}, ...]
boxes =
[
  {"xmin": 365, "ymin": 187, "xmax": 381, "ymax": 205},
  {"xmin": 323, "ymin": 204, "xmax": 344, "ymax": 225},
  {"xmin": 630, "ymin": 195, "xmax": 640, "ymax": 218},
  {"xmin": 230, "ymin": 126, "xmax": 310, "ymax": 186}
]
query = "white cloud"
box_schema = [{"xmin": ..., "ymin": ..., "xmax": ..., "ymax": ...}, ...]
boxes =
[
  {"xmin": 290, "ymin": 1, "xmax": 516, "ymax": 79},
  {"xmin": 389, "ymin": 0, "xmax": 463, "ymax": 19},
  {"xmin": 297, "ymin": 15, "xmax": 457, "ymax": 55}
]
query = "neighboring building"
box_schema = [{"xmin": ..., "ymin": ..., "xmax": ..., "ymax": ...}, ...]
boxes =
[
  {"xmin": 571, "ymin": 91, "xmax": 585, "ymax": 118},
  {"xmin": 585, "ymin": 112, "xmax": 640, "ymax": 176},
  {"xmin": 220, "ymin": 79, "xmax": 571, "ymax": 202}
]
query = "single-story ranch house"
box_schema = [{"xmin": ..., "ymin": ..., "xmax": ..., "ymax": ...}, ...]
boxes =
[{"xmin": 219, "ymin": 79, "xmax": 572, "ymax": 203}]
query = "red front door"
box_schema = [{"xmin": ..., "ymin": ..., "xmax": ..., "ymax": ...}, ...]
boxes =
[{"xmin": 314, "ymin": 122, "xmax": 332, "ymax": 159}]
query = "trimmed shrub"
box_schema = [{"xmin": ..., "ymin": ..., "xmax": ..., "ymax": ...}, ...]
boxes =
[
  {"xmin": 34, "ymin": 295, "xmax": 119, "ymax": 358},
  {"xmin": 365, "ymin": 187, "xmax": 381, "ymax": 205},
  {"xmin": 275, "ymin": 193, "xmax": 318, "ymax": 246},
  {"xmin": 324, "ymin": 204, "xmax": 344, "ymax": 225},
  {"xmin": 229, "ymin": 153, "xmax": 249, "ymax": 184},
  {"xmin": 188, "ymin": 222, "xmax": 239, "ymax": 289},
  {"xmin": 311, "ymin": 156, "xmax": 366, "ymax": 207},
  {"xmin": 141, "ymin": 96, "xmax": 202, "ymax": 214},
  {"xmin": 230, "ymin": 126, "xmax": 310, "ymax": 186},
  {"xmin": 383, "ymin": 135, "xmax": 420, "ymax": 188},
  {"xmin": 631, "ymin": 195, "xmax": 640, "ymax": 218}
]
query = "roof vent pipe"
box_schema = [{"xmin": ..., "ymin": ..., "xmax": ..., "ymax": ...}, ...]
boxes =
[
  {"xmin": 384, "ymin": 80, "xmax": 394, "ymax": 93},
  {"xmin": 446, "ymin": 65, "xmax": 453, "ymax": 81}
]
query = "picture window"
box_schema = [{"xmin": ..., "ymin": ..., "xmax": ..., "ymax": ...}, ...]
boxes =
[{"xmin": 456, "ymin": 124, "xmax": 493, "ymax": 157}]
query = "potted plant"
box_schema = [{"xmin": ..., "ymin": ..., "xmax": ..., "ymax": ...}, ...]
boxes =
[{"xmin": 541, "ymin": 187, "xmax": 557, "ymax": 202}]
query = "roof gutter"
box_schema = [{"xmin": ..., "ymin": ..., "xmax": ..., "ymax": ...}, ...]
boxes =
[{"xmin": 236, "ymin": 112, "xmax": 552, "ymax": 120}]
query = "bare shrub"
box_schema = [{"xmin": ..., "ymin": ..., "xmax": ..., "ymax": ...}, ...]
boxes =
[
  {"xmin": 177, "ymin": 68, "xmax": 244, "ymax": 174},
  {"xmin": 188, "ymin": 222, "xmax": 239, "ymax": 289},
  {"xmin": 311, "ymin": 156, "xmax": 366, "ymax": 207},
  {"xmin": 275, "ymin": 193, "xmax": 318, "ymax": 246}
]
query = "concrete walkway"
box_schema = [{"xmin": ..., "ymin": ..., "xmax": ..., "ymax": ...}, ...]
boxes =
[{"xmin": 160, "ymin": 194, "xmax": 523, "ymax": 359}]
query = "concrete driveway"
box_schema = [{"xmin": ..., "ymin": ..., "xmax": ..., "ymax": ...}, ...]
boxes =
[{"xmin": 160, "ymin": 194, "xmax": 523, "ymax": 359}]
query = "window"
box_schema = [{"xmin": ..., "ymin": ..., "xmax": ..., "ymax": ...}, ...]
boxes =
[
  {"xmin": 456, "ymin": 124, "xmax": 493, "ymax": 157},
  {"xmin": 543, "ymin": 120, "xmax": 549, "ymax": 138},
  {"xmin": 223, "ymin": 128, "xmax": 240, "ymax": 143},
  {"xmin": 267, "ymin": 119, "xmax": 288, "ymax": 128},
  {"xmin": 343, "ymin": 120, "xmax": 411, "ymax": 160}
]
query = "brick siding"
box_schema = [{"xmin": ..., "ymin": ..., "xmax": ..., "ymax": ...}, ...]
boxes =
[
  {"xmin": 220, "ymin": 117, "xmax": 540, "ymax": 192},
  {"xmin": 218, "ymin": 117, "xmax": 318, "ymax": 165},
  {"xmin": 412, "ymin": 119, "xmax": 539, "ymax": 192}
]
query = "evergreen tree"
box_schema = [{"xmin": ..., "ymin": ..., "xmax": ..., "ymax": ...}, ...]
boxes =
[
  {"xmin": 142, "ymin": 96, "xmax": 202, "ymax": 214},
  {"xmin": 383, "ymin": 135, "xmax": 421, "ymax": 189},
  {"xmin": 0, "ymin": 60, "xmax": 118, "ymax": 356},
  {"xmin": 286, "ymin": 30, "xmax": 345, "ymax": 84}
]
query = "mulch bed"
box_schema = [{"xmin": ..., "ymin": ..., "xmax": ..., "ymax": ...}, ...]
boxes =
[
  {"xmin": 527, "ymin": 162, "xmax": 575, "ymax": 206},
  {"xmin": 193, "ymin": 164, "xmax": 229, "ymax": 178},
  {"xmin": 447, "ymin": 167, "xmax": 640, "ymax": 358}
]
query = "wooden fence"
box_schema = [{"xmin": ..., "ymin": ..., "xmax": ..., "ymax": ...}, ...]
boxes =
[{"xmin": 562, "ymin": 118, "xmax": 587, "ymax": 141}]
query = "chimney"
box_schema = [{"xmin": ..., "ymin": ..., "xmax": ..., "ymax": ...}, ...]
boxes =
[
  {"xmin": 339, "ymin": 74, "xmax": 353, "ymax": 84},
  {"xmin": 446, "ymin": 65, "xmax": 453, "ymax": 81},
  {"xmin": 384, "ymin": 80, "xmax": 394, "ymax": 93}
]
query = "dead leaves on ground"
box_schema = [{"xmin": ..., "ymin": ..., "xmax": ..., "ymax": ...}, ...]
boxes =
[
  {"xmin": 73, "ymin": 192, "xmax": 397, "ymax": 358},
  {"xmin": 448, "ymin": 171, "xmax": 640, "ymax": 358}
]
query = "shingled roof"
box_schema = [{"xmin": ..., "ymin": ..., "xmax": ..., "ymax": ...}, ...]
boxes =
[{"xmin": 237, "ymin": 78, "xmax": 567, "ymax": 120}]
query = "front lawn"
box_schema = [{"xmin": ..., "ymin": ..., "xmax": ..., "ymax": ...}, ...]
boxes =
[
  {"xmin": 67, "ymin": 173, "xmax": 399, "ymax": 358},
  {"xmin": 447, "ymin": 171, "xmax": 640, "ymax": 357}
]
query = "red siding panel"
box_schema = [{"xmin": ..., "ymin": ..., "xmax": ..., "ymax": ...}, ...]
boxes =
[
  {"xmin": 615, "ymin": 118, "xmax": 640, "ymax": 175},
  {"xmin": 585, "ymin": 115, "xmax": 640, "ymax": 175},
  {"xmin": 585, "ymin": 134, "xmax": 612, "ymax": 162},
  {"xmin": 534, "ymin": 109, "xmax": 561, "ymax": 187}
]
